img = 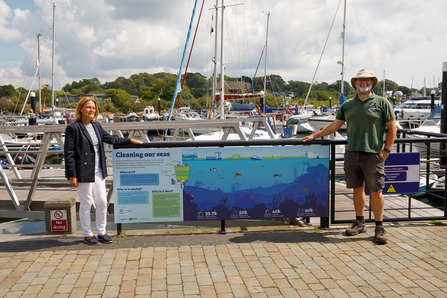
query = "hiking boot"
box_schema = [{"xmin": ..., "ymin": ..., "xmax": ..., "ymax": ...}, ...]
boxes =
[
  {"xmin": 374, "ymin": 226, "xmax": 388, "ymax": 244},
  {"xmin": 84, "ymin": 236, "xmax": 100, "ymax": 246},
  {"xmin": 98, "ymin": 234, "xmax": 113, "ymax": 244},
  {"xmin": 345, "ymin": 220, "xmax": 366, "ymax": 236}
]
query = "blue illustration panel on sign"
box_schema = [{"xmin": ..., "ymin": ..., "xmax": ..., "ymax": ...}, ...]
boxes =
[
  {"xmin": 180, "ymin": 146, "xmax": 330, "ymax": 221},
  {"xmin": 117, "ymin": 191, "xmax": 149, "ymax": 205},
  {"xmin": 120, "ymin": 174, "xmax": 159, "ymax": 186}
]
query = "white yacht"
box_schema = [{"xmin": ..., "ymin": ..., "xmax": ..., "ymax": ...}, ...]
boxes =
[
  {"xmin": 394, "ymin": 96, "xmax": 440, "ymax": 121},
  {"xmin": 142, "ymin": 105, "xmax": 159, "ymax": 121}
]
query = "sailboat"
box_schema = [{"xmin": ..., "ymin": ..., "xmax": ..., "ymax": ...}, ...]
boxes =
[
  {"xmin": 169, "ymin": 1, "xmax": 283, "ymax": 140},
  {"xmin": 306, "ymin": 0, "xmax": 348, "ymax": 130},
  {"xmin": 15, "ymin": 3, "xmax": 63, "ymax": 126}
]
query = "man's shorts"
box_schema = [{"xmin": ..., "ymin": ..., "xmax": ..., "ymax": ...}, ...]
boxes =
[{"xmin": 344, "ymin": 150, "xmax": 385, "ymax": 192}]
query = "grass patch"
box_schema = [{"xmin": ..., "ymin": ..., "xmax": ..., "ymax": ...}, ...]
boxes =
[
  {"xmin": 429, "ymin": 220, "xmax": 444, "ymax": 226},
  {"xmin": 116, "ymin": 229, "xmax": 128, "ymax": 238}
]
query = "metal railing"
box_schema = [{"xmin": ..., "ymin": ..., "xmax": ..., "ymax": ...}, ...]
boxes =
[
  {"xmin": 0, "ymin": 118, "xmax": 278, "ymax": 219},
  {"xmin": 1, "ymin": 122, "xmax": 446, "ymax": 229}
]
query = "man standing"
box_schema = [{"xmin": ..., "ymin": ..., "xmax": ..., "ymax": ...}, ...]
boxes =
[
  {"xmin": 303, "ymin": 69, "xmax": 396, "ymax": 244},
  {"xmin": 66, "ymin": 113, "xmax": 73, "ymax": 124}
]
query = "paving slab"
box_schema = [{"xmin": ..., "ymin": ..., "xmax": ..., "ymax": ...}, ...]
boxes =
[{"xmin": 1, "ymin": 222, "xmax": 447, "ymax": 297}]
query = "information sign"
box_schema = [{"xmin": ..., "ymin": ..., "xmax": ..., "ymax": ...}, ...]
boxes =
[
  {"xmin": 365, "ymin": 152, "xmax": 420, "ymax": 195},
  {"xmin": 113, "ymin": 146, "xmax": 330, "ymax": 223}
]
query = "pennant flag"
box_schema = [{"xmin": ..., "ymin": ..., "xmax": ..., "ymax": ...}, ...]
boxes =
[{"xmin": 340, "ymin": 93, "xmax": 347, "ymax": 105}]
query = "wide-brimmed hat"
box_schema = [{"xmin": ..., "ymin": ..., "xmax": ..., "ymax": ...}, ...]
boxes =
[{"xmin": 351, "ymin": 69, "xmax": 378, "ymax": 89}]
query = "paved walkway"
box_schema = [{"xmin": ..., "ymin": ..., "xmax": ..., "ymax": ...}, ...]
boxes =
[{"xmin": 1, "ymin": 222, "xmax": 447, "ymax": 298}]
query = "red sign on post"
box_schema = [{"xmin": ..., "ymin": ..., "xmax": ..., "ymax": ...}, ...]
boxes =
[{"xmin": 51, "ymin": 210, "xmax": 67, "ymax": 231}]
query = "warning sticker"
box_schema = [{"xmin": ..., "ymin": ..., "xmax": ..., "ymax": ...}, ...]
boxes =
[
  {"xmin": 386, "ymin": 184, "xmax": 396, "ymax": 193},
  {"xmin": 50, "ymin": 210, "xmax": 67, "ymax": 231}
]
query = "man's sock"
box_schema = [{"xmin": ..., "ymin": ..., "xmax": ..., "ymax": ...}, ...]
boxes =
[
  {"xmin": 356, "ymin": 216, "xmax": 365, "ymax": 223},
  {"xmin": 375, "ymin": 221, "xmax": 383, "ymax": 227}
]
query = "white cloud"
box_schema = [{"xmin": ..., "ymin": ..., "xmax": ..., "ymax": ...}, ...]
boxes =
[
  {"xmin": 0, "ymin": 1, "xmax": 21, "ymax": 40},
  {"xmin": 0, "ymin": 0, "xmax": 446, "ymax": 91}
]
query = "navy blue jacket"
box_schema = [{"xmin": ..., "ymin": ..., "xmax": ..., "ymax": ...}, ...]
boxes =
[{"xmin": 64, "ymin": 120, "xmax": 130, "ymax": 182}]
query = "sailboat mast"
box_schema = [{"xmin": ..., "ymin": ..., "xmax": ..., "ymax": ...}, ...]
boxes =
[
  {"xmin": 37, "ymin": 33, "xmax": 42, "ymax": 114},
  {"xmin": 212, "ymin": 0, "xmax": 219, "ymax": 116},
  {"xmin": 340, "ymin": 0, "xmax": 346, "ymax": 96},
  {"xmin": 51, "ymin": 3, "xmax": 55, "ymax": 121},
  {"xmin": 220, "ymin": 0, "xmax": 225, "ymax": 119},
  {"xmin": 263, "ymin": 12, "xmax": 270, "ymax": 114}
]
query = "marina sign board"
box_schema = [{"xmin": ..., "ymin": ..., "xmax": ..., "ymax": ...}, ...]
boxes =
[
  {"xmin": 112, "ymin": 146, "xmax": 330, "ymax": 223},
  {"xmin": 365, "ymin": 152, "xmax": 420, "ymax": 195}
]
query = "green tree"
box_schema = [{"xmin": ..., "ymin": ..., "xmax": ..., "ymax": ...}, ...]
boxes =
[
  {"xmin": 82, "ymin": 84, "xmax": 103, "ymax": 94},
  {"xmin": 0, "ymin": 97, "xmax": 16, "ymax": 113},
  {"xmin": 70, "ymin": 88, "xmax": 83, "ymax": 95},
  {"xmin": 104, "ymin": 89, "xmax": 133, "ymax": 112},
  {"xmin": 397, "ymin": 86, "xmax": 411, "ymax": 95},
  {"xmin": 0, "ymin": 85, "xmax": 16, "ymax": 98}
]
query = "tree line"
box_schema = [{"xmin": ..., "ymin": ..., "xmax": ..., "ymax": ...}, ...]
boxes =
[{"xmin": 0, "ymin": 72, "xmax": 430, "ymax": 114}]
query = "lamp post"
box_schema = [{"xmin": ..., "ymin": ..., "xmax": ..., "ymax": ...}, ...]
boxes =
[
  {"xmin": 158, "ymin": 97, "xmax": 161, "ymax": 120},
  {"xmin": 337, "ymin": 61, "xmax": 344, "ymax": 96},
  {"xmin": 430, "ymin": 89, "xmax": 435, "ymax": 112}
]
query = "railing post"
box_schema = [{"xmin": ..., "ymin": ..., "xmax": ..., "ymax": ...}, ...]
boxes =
[
  {"xmin": 440, "ymin": 61, "xmax": 447, "ymax": 168},
  {"xmin": 329, "ymin": 142, "xmax": 336, "ymax": 226},
  {"xmin": 219, "ymin": 220, "xmax": 226, "ymax": 234},
  {"xmin": 445, "ymin": 149, "xmax": 447, "ymax": 218}
]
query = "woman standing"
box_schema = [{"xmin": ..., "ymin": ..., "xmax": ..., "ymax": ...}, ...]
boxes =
[{"xmin": 65, "ymin": 97, "xmax": 143, "ymax": 245}]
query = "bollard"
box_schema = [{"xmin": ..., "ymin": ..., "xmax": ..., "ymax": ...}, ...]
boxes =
[{"xmin": 44, "ymin": 198, "xmax": 77, "ymax": 235}]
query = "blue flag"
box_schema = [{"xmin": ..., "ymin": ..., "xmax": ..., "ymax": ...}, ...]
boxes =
[{"xmin": 340, "ymin": 93, "xmax": 347, "ymax": 105}]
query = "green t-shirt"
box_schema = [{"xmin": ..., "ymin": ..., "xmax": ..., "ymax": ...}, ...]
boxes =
[{"xmin": 336, "ymin": 93, "xmax": 395, "ymax": 153}]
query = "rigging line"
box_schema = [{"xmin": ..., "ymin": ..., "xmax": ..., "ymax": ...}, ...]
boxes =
[
  {"xmin": 269, "ymin": 18, "xmax": 292, "ymax": 93},
  {"xmin": 61, "ymin": 89, "xmax": 73, "ymax": 109},
  {"xmin": 168, "ymin": 0, "xmax": 199, "ymax": 123},
  {"xmin": 15, "ymin": 23, "xmax": 53, "ymax": 114},
  {"xmin": 249, "ymin": 0, "xmax": 263, "ymax": 55},
  {"xmin": 224, "ymin": 9, "xmax": 233, "ymax": 78},
  {"xmin": 303, "ymin": 0, "xmax": 343, "ymax": 106},
  {"xmin": 14, "ymin": 38, "xmax": 37, "ymax": 114},
  {"xmin": 54, "ymin": 76, "xmax": 73, "ymax": 108},
  {"xmin": 242, "ymin": 4, "xmax": 253, "ymax": 84},
  {"xmin": 249, "ymin": 44, "xmax": 265, "ymax": 93},
  {"xmin": 206, "ymin": 9, "xmax": 213, "ymax": 109},
  {"xmin": 182, "ymin": 92, "xmax": 205, "ymax": 110},
  {"xmin": 351, "ymin": 0, "xmax": 377, "ymax": 76},
  {"xmin": 23, "ymin": 38, "xmax": 38, "ymax": 91},
  {"xmin": 234, "ymin": 0, "xmax": 243, "ymax": 80},
  {"xmin": 175, "ymin": 0, "xmax": 206, "ymax": 109}
]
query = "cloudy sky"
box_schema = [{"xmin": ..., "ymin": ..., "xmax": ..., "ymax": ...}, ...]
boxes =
[{"xmin": 1, "ymin": 0, "xmax": 446, "ymax": 92}]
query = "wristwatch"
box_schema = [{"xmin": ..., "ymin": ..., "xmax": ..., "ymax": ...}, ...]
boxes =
[{"xmin": 383, "ymin": 148, "xmax": 391, "ymax": 153}]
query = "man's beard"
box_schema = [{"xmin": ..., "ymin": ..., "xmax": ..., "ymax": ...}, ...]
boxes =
[{"xmin": 356, "ymin": 83, "xmax": 372, "ymax": 95}]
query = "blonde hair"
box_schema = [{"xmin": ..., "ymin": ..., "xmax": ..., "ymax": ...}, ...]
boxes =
[{"xmin": 74, "ymin": 97, "xmax": 98, "ymax": 122}]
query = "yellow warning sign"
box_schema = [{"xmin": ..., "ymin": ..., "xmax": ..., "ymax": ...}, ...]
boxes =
[{"xmin": 386, "ymin": 184, "xmax": 396, "ymax": 193}]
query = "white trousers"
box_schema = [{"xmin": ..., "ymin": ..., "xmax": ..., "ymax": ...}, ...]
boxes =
[{"xmin": 76, "ymin": 170, "xmax": 107, "ymax": 237}]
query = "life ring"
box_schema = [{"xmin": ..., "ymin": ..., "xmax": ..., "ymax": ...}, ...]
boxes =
[
  {"xmin": 275, "ymin": 114, "xmax": 283, "ymax": 121},
  {"xmin": 155, "ymin": 114, "xmax": 159, "ymax": 119}
]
